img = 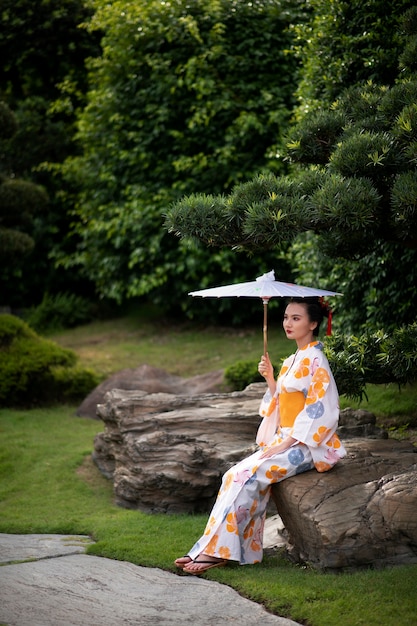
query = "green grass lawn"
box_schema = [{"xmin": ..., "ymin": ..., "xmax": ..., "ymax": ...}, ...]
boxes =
[
  {"xmin": 1, "ymin": 307, "xmax": 417, "ymax": 626},
  {"xmin": 49, "ymin": 303, "xmax": 289, "ymax": 379}
]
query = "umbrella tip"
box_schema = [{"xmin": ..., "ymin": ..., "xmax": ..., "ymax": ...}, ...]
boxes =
[{"xmin": 256, "ymin": 270, "xmax": 275, "ymax": 282}]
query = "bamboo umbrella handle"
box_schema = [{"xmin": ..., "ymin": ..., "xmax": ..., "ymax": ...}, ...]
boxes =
[{"xmin": 262, "ymin": 298, "xmax": 269, "ymax": 356}]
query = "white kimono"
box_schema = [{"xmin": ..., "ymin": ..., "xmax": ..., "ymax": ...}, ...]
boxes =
[{"xmin": 187, "ymin": 341, "xmax": 346, "ymax": 565}]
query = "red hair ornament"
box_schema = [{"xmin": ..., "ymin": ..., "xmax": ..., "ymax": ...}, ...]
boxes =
[{"xmin": 319, "ymin": 298, "xmax": 333, "ymax": 336}]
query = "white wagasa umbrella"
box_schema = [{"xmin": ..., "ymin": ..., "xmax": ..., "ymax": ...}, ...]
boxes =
[{"xmin": 189, "ymin": 270, "xmax": 342, "ymax": 354}]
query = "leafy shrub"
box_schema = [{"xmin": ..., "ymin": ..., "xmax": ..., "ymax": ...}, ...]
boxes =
[
  {"xmin": 325, "ymin": 324, "xmax": 417, "ymax": 401},
  {"xmin": 0, "ymin": 314, "xmax": 99, "ymax": 407},
  {"xmin": 225, "ymin": 360, "xmax": 267, "ymax": 391},
  {"xmin": 47, "ymin": 366, "xmax": 99, "ymax": 404},
  {"xmin": 24, "ymin": 292, "xmax": 93, "ymax": 333}
]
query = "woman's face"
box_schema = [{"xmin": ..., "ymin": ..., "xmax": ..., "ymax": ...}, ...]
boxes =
[{"xmin": 283, "ymin": 302, "xmax": 317, "ymax": 348}]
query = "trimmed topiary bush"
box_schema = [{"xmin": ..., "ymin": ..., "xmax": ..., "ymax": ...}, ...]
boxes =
[
  {"xmin": 45, "ymin": 365, "xmax": 99, "ymax": 404},
  {"xmin": 0, "ymin": 314, "xmax": 99, "ymax": 407}
]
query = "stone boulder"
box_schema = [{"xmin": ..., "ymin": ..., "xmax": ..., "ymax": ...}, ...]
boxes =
[
  {"xmin": 338, "ymin": 407, "xmax": 388, "ymax": 439},
  {"xmin": 270, "ymin": 439, "xmax": 417, "ymax": 571},
  {"xmin": 93, "ymin": 385, "xmax": 262, "ymax": 513},
  {"xmin": 92, "ymin": 384, "xmax": 417, "ymax": 570},
  {"xmin": 77, "ymin": 364, "xmax": 225, "ymax": 418}
]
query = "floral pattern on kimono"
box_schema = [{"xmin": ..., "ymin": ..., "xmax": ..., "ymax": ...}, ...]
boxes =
[
  {"xmin": 257, "ymin": 340, "xmax": 346, "ymax": 472},
  {"xmin": 186, "ymin": 341, "xmax": 346, "ymax": 565}
]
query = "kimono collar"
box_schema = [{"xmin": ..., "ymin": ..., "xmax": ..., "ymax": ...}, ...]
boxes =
[{"xmin": 298, "ymin": 340, "xmax": 321, "ymax": 352}]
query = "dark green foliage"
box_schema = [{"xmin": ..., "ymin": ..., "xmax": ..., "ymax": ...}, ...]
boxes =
[
  {"xmin": 0, "ymin": 179, "xmax": 48, "ymax": 226},
  {"xmin": 285, "ymin": 110, "xmax": 347, "ymax": 164},
  {"xmin": 58, "ymin": 0, "xmax": 305, "ymax": 313},
  {"xmin": 0, "ymin": 101, "xmax": 17, "ymax": 138},
  {"xmin": 0, "ymin": 103, "xmax": 50, "ymax": 267},
  {"xmin": 167, "ymin": 73, "xmax": 417, "ymax": 259},
  {"xmin": 324, "ymin": 325, "xmax": 417, "ymax": 401},
  {"xmin": 0, "ymin": 228, "xmax": 34, "ymax": 258},
  {"xmin": 167, "ymin": 5, "xmax": 417, "ymax": 331},
  {"xmin": 0, "ymin": 1, "xmax": 101, "ymax": 307},
  {"xmin": 309, "ymin": 175, "xmax": 382, "ymax": 258},
  {"xmin": 377, "ymin": 323, "xmax": 417, "ymax": 385},
  {"xmin": 399, "ymin": 6, "xmax": 417, "ymax": 73},
  {"xmin": 290, "ymin": 234, "xmax": 417, "ymax": 333},
  {"xmin": 391, "ymin": 171, "xmax": 417, "ymax": 240},
  {"xmin": 292, "ymin": 0, "xmax": 416, "ymax": 111},
  {"xmin": 328, "ymin": 131, "xmax": 400, "ymax": 178},
  {"xmin": 224, "ymin": 360, "xmax": 266, "ymax": 391},
  {"xmin": 0, "ymin": 314, "xmax": 98, "ymax": 407},
  {"xmin": 165, "ymin": 193, "xmax": 230, "ymax": 246},
  {"xmin": 24, "ymin": 292, "xmax": 94, "ymax": 333},
  {"xmin": 0, "ymin": 0, "xmax": 98, "ymax": 104},
  {"xmin": 167, "ymin": 172, "xmax": 315, "ymax": 251}
]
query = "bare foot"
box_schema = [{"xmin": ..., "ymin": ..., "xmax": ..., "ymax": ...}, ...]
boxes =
[{"xmin": 183, "ymin": 553, "xmax": 227, "ymax": 575}]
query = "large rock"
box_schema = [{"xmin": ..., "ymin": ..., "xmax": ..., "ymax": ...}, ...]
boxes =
[
  {"xmin": 93, "ymin": 385, "xmax": 262, "ymax": 513},
  {"xmin": 270, "ymin": 439, "xmax": 417, "ymax": 571},
  {"xmin": 93, "ymin": 384, "xmax": 417, "ymax": 570},
  {"xmin": 78, "ymin": 364, "xmax": 225, "ymax": 419}
]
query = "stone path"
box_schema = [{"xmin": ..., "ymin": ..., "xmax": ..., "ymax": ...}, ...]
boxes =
[{"xmin": 0, "ymin": 534, "xmax": 300, "ymax": 626}]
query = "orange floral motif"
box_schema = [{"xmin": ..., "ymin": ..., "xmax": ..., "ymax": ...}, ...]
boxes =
[
  {"xmin": 299, "ymin": 341, "xmax": 319, "ymax": 352},
  {"xmin": 205, "ymin": 534, "xmax": 219, "ymax": 553},
  {"xmin": 244, "ymin": 519, "xmax": 255, "ymax": 539},
  {"xmin": 218, "ymin": 546, "xmax": 232, "ymax": 559},
  {"xmin": 250, "ymin": 539, "xmax": 262, "ymax": 552},
  {"xmin": 305, "ymin": 368, "xmax": 330, "ymax": 404},
  {"xmin": 294, "ymin": 357, "xmax": 311, "ymax": 379},
  {"xmin": 313, "ymin": 426, "xmax": 331, "ymax": 444},
  {"xmin": 220, "ymin": 473, "xmax": 233, "ymax": 494},
  {"xmin": 265, "ymin": 465, "xmax": 287, "ymax": 482},
  {"xmin": 266, "ymin": 395, "xmax": 278, "ymax": 417},
  {"xmin": 315, "ymin": 461, "xmax": 332, "ymax": 473},
  {"xmin": 250, "ymin": 500, "xmax": 258, "ymax": 516},
  {"xmin": 326, "ymin": 433, "xmax": 342, "ymax": 449},
  {"xmin": 204, "ymin": 515, "xmax": 217, "ymax": 536},
  {"xmin": 279, "ymin": 365, "xmax": 289, "ymax": 377},
  {"xmin": 226, "ymin": 512, "xmax": 238, "ymax": 534},
  {"xmin": 312, "ymin": 367, "xmax": 330, "ymax": 384}
]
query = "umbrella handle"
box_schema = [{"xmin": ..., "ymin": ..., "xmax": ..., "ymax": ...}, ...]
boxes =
[{"xmin": 262, "ymin": 298, "xmax": 269, "ymax": 356}]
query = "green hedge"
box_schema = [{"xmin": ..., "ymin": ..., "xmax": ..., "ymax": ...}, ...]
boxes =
[
  {"xmin": 0, "ymin": 314, "xmax": 99, "ymax": 407},
  {"xmin": 225, "ymin": 360, "xmax": 271, "ymax": 391}
]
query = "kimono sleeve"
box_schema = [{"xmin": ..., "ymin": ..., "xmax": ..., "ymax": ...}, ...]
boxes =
[{"xmin": 256, "ymin": 388, "xmax": 280, "ymax": 447}]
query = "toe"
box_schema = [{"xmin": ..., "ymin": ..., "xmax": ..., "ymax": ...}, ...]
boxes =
[{"xmin": 175, "ymin": 556, "xmax": 192, "ymax": 568}]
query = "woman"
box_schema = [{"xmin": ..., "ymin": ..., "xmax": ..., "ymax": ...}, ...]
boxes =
[{"xmin": 175, "ymin": 297, "xmax": 346, "ymax": 575}]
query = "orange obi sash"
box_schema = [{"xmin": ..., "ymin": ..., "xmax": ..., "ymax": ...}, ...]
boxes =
[{"xmin": 279, "ymin": 388, "xmax": 305, "ymax": 428}]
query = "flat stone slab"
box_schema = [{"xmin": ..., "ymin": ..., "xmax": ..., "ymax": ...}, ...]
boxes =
[
  {"xmin": 0, "ymin": 533, "xmax": 95, "ymax": 564},
  {"xmin": 0, "ymin": 535, "xmax": 300, "ymax": 626}
]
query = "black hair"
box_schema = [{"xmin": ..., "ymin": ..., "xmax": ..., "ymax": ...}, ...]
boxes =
[{"xmin": 286, "ymin": 297, "xmax": 329, "ymax": 337}]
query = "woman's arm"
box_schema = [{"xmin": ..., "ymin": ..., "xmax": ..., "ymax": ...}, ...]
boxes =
[{"xmin": 258, "ymin": 435, "xmax": 297, "ymax": 459}]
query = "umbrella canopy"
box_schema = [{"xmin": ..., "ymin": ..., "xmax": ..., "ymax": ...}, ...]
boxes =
[{"xmin": 189, "ymin": 270, "xmax": 342, "ymax": 354}]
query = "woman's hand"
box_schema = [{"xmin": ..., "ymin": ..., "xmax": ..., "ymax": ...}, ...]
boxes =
[
  {"xmin": 258, "ymin": 352, "xmax": 273, "ymax": 380},
  {"xmin": 259, "ymin": 437, "xmax": 297, "ymax": 459}
]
